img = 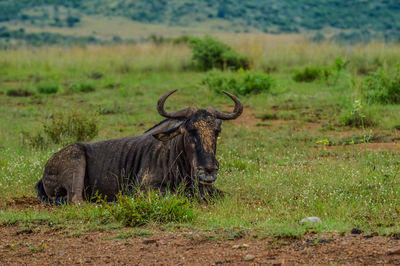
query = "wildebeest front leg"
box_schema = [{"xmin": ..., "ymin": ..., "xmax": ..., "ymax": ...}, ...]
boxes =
[
  {"xmin": 70, "ymin": 154, "xmax": 86, "ymax": 203},
  {"xmin": 42, "ymin": 144, "xmax": 87, "ymax": 204}
]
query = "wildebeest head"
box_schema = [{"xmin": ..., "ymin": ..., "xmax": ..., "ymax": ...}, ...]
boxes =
[{"xmin": 153, "ymin": 90, "xmax": 243, "ymax": 185}]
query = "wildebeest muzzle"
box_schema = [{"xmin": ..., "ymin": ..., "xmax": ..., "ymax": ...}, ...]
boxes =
[{"xmin": 197, "ymin": 166, "xmax": 218, "ymax": 185}]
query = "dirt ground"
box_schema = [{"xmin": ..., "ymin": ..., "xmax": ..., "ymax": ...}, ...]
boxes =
[
  {"xmin": 2, "ymin": 198, "xmax": 400, "ymax": 265},
  {"xmin": 1, "ymin": 225, "xmax": 400, "ymax": 265}
]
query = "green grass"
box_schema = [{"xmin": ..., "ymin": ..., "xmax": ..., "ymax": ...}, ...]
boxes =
[{"xmin": 1, "ymin": 42, "xmax": 400, "ymax": 238}]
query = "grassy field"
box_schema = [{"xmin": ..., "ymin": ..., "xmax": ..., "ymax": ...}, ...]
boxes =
[{"xmin": 1, "ymin": 35, "xmax": 400, "ymax": 238}]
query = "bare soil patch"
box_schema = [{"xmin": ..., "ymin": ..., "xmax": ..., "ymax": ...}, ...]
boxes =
[
  {"xmin": 1, "ymin": 226, "xmax": 400, "ymax": 265},
  {"xmin": 224, "ymin": 106, "xmax": 306, "ymax": 131},
  {"xmin": 2, "ymin": 196, "xmax": 53, "ymax": 212},
  {"xmin": 359, "ymin": 142, "xmax": 400, "ymax": 150},
  {"xmin": 225, "ymin": 107, "xmax": 261, "ymax": 130}
]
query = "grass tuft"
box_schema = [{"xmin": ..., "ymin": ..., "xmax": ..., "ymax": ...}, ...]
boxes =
[
  {"xmin": 6, "ymin": 88, "xmax": 34, "ymax": 97},
  {"xmin": 106, "ymin": 191, "xmax": 196, "ymax": 227},
  {"xmin": 36, "ymin": 82, "xmax": 59, "ymax": 94},
  {"xmin": 68, "ymin": 82, "xmax": 96, "ymax": 93},
  {"xmin": 43, "ymin": 112, "xmax": 98, "ymax": 145}
]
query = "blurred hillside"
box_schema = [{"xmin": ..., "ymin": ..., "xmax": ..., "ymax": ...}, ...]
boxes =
[{"xmin": 1, "ymin": 0, "xmax": 400, "ymax": 45}]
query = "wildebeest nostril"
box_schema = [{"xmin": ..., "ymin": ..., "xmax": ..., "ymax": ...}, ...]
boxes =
[{"xmin": 205, "ymin": 166, "xmax": 218, "ymax": 175}]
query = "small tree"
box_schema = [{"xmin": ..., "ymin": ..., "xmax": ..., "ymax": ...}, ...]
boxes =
[{"xmin": 189, "ymin": 36, "xmax": 249, "ymax": 71}]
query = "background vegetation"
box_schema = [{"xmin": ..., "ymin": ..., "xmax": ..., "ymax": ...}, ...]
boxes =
[{"xmin": 1, "ymin": 35, "xmax": 400, "ymax": 238}]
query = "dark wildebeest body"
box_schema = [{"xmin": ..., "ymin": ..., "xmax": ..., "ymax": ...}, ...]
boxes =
[{"xmin": 36, "ymin": 90, "xmax": 243, "ymax": 204}]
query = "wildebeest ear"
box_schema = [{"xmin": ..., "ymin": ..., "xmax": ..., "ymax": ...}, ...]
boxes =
[{"xmin": 153, "ymin": 125, "xmax": 183, "ymax": 142}]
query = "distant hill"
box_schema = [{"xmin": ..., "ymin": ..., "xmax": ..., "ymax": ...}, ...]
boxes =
[{"xmin": 1, "ymin": 0, "xmax": 400, "ymax": 44}]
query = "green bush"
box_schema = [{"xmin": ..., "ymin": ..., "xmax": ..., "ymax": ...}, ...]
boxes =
[
  {"xmin": 68, "ymin": 82, "xmax": 96, "ymax": 93},
  {"xmin": 363, "ymin": 67, "xmax": 400, "ymax": 104},
  {"xmin": 293, "ymin": 66, "xmax": 332, "ymax": 82},
  {"xmin": 107, "ymin": 191, "xmax": 196, "ymax": 227},
  {"xmin": 293, "ymin": 66, "xmax": 323, "ymax": 82},
  {"xmin": 293, "ymin": 57, "xmax": 348, "ymax": 83},
  {"xmin": 43, "ymin": 112, "xmax": 98, "ymax": 145},
  {"xmin": 189, "ymin": 36, "xmax": 249, "ymax": 71},
  {"xmin": 37, "ymin": 82, "xmax": 59, "ymax": 94},
  {"xmin": 202, "ymin": 70, "xmax": 273, "ymax": 95}
]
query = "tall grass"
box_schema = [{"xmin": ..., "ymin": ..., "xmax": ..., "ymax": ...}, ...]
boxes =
[
  {"xmin": 0, "ymin": 43, "xmax": 191, "ymax": 82},
  {"xmin": 2, "ymin": 36, "xmax": 400, "ymax": 80},
  {"xmin": 219, "ymin": 34, "xmax": 400, "ymax": 73}
]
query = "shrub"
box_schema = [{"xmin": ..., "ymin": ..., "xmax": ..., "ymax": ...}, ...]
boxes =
[
  {"xmin": 189, "ymin": 36, "xmax": 249, "ymax": 71},
  {"xmin": 363, "ymin": 67, "xmax": 400, "ymax": 104},
  {"xmin": 37, "ymin": 82, "xmax": 59, "ymax": 94},
  {"xmin": 202, "ymin": 70, "xmax": 272, "ymax": 95},
  {"xmin": 68, "ymin": 82, "xmax": 95, "ymax": 93},
  {"xmin": 43, "ymin": 112, "xmax": 98, "ymax": 145},
  {"xmin": 220, "ymin": 50, "xmax": 250, "ymax": 71},
  {"xmin": 293, "ymin": 57, "xmax": 348, "ymax": 83},
  {"xmin": 106, "ymin": 191, "xmax": 196, "ymax": 227},
  {"xmin": 293, "ymin": 66, "xmax": 331, "ymax": 82}
]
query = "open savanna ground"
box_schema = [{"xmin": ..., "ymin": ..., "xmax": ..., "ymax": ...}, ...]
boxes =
[{"xmin": 1, "ymin": 35, "xmax": 400, "ymax": 264}]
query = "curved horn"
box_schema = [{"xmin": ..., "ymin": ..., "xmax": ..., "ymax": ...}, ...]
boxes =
[
  {"xmin": 157, "ymin": 89, "xmax": 196, "ymax": 119},
  {"xmin": 207, "ymin": 91, "xmax": 243, "ymax": 120}
]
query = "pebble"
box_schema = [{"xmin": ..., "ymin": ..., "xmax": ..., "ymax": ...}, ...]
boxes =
[
  {"xmin": 300, "ymin": 216, "xmax": 321, "ymax": 224},
  {"xmin": 270, "ymin": 259, "xmax": 283, "ymax": 266},
  {"xmin": 388, "ymin": 247, "xmax": 400, "ymax": 255},
  {"xmin": 142, "ymin": 239, "xmax": 157, "ymax": 245},
  {"xmin": 244, "ymin": 254, "xmax": 255, "ymax": 261},
  {"xmin": 351, "ymin": 228, "xmax": 363, "ymax": 234}
]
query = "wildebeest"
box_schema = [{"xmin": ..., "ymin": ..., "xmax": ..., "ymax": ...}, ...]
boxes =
[{"xmin": 36, "ymin": 90, "xmax": 243, "ymax": 204}]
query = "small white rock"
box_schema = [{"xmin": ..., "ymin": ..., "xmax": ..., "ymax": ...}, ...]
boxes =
[
  {"xmin": 388, "ymin": 247, "xmax": 400, "ymax": 255},
  {"xmin": 300, "ymin": 216, "xmax": 321, "ymax": 224},
  {"xmin": 244, "ymin": 254, "xmax": 255, "ymax": 261}
]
